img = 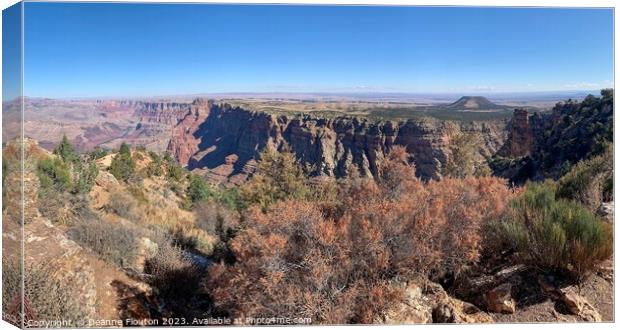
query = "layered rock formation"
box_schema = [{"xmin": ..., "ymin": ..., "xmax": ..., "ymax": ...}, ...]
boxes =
[
  {"xmin": 507, "ymin": 109, "xmax": 533, "ymax": 157},
  {"xmin": 131, "ymin": 101, "xmax": 191, "ymax": 125},
  {"xmin": 493, "ymin": 90, "xmax": 613, "ymax": 182},
  {"xmin": 167, "ymin": 100, "xmax": 509, "ymax": 184}
]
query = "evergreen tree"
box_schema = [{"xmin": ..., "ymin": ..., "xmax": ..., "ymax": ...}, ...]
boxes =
[
  {"xmin": 54, "ymin": 135, "xmax": 79, "ymax": 164},
  {"xmin": 240, "ymin": 146, "xmax": 309, "ymax": 210},
  {"xmin": 109, "ymin": 143, "xmax": 135, "ymax": 182}
]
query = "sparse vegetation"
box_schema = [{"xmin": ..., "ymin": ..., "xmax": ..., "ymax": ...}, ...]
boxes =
[
  {"xmin": 144, "ymin": 238, "xmax": 206, "ymax": 318},
  {"xmin": 104, "ymin": 190, "xmax": 140, "ymax": 221},
  {"xmin": 2, "ymin": 260, "xmax": 89, "ymax": 326},
  {"xmin": 68, "ymin": 217, "xmax": 140, "ymax": 268},
  {"xmin": 557, "ymin": 144, "xmax": 613, "ymax": 210}
]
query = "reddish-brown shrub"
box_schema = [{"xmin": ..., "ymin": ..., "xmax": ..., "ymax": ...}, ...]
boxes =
[{"xmin": 206, "ymin": 147, "xmax": 515, "ymax": 324}]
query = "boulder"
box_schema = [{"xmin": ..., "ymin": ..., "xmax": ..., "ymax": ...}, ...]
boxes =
[
  {"xmin": 485, "ymin": 283, "xmax": 516, "ymax": 314},
  {"xmin": 377, "ymin": 283, "xmax": 432, "ymax": 324},
  {"xmin": 559, "ymin": 287, "xmax": 602, "ymax": 322},
  {"xmin": 95, "ymin": 171, "xmax": 120, "ymax": 188},
  {"xmin": 597, "ymin": 201, "xmax": 614, "ymax": 223},
  {"xmin": 597, "ymin": 259, "xmax": 613, "ymax": 282},
  {"xmin": 432, "ymin": 298, "xmax": 494, "ymax": 323},
  {"xmin": 379, "ymin": 281, "xmax": 493, "ymax": 324},
  {"xmin": 424, "ymin": 282, "xmax": 494, "ymax": 323},
  {"xmin": 134, "ymin": 237, "xmax": 159, "ymax": 273}
]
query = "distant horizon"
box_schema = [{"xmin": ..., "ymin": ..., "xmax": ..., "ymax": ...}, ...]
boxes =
[{"xmin": 7, "ymin": 88, "xmax": 609, "ymax": 103}]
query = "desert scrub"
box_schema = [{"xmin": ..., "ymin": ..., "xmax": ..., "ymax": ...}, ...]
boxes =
[
  {"xmin": 207, "ymin": 147, "xmax": 515, "ymax": 323},
  {"xmin": 144, "ymin": 239, "xmax": 205, "ymax": 317},
  {"xmin": 145, "ymin": 151, "xmax": 164, "ymax": 177},
  {"xmin": 2, "ymin": 260, "xmax": 89, "ymax": 326},
  {"xmin": 556, "ymin": 144, "xmax": 613, "ymax": 210},
  {"xmin": 38, "ymin": 192, "xmax": 95, "ymax": 225},
  {"xmin": 498, "ymin": 181, "xmax": 612, "ymax": 280},
  {"xmin": 164, "ymin": 152, "xmax": 185, "ymax": 182},
  {"xmin": 103, "ymin": 190, "xmax": 141, "ymax": 222},
  {"xmin": 68, "ymin": 218, "xmax": 140, "ymax": 268}
]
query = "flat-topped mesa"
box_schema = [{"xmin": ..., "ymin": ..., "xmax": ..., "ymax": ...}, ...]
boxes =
[{"xmin": 167, "ymin": 102, "xmax": 509, "ymax": 185}]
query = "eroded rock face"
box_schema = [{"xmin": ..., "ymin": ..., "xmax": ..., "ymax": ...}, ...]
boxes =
[
  {"xmin": 507, "ymin": 109, "xmax": 534, "ymax": 157},
  {"xmin": 166, "ymin": 100, "xmax": 509, "ymax": 184},
  {"xmin": 494, "ymin": 94, "xmax": 613, "ymax": 182}
]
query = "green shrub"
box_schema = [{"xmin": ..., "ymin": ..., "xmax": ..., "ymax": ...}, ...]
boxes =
[
  {"xmin": 187, "ymin": 174, "xmax": 215, "ymax": 204},
  {"xmin": 166, "ymin": 160, "xmax": 185, "ymax": 182},
  {"xmin": 68, "ymin": 218, "xmax": 140, "ymax": 267},
  {"xmin": 145, "ymin": 151, "xmax": 164, "ymax": 177},
  {"xmin": 557, "ymin": 144, "xmax": 613, "ymax": 210},
  {"xmin": 72, "ymin": 160, "xmax": 98, "ymax": 194},
  {"xmin": 442, "ymin": 130, "xmax": 490, "ymax": 178},
  {"xmin": 499, "ymin": 181, "xmax": 612, "ymax": 280},
  {"xmin": 88, "ymin": 147, "xmax": 108, "ymax": 160},
  {"xmin": 239, "ymin": 146, "xmax": 310, "ymax": 210},
  {"xmin": 217, "ymin": 187, "xmax": 245, "ymax": 211},
  {"xmin": 109, "ymin": 143, "xmax": 135, "ymax": 183},
  {"xmin": 37, "ymin": 158, "xmax": 72, "ymax": 193},
  {"xmin": 53, "ymin": 135, "xmax": 79, "ymax": 164}
]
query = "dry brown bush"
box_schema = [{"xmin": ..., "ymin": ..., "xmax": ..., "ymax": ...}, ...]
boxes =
[
  {"xmin": 194, "ymin": 200, "xmax": 238, "ymax": 238},
  {"xmin": 2, "ymin": 260, "xmax": 88, "ymax": 326},
  {"xmin": 104, "ymin": 190, "xmax": 141, "ymax": 221},
  {"xmin": 68, "ymin": 218, "xmax": 140, "ymax": 268},
  {"xmin": 144, "ymin": 240, "xmax": 205, "ymax": 317},
  {"xmin": 207, "ymin": 146, "xmax": 515, "ymax": 324}
]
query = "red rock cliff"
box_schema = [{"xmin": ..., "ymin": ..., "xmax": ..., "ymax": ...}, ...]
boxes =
[{"xmin": 167, "ymin": 100, "xmax": 509, "ymax": 185}]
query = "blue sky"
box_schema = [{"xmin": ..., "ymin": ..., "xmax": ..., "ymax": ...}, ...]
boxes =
[
  {"xmin": 21, "ymin": 3, "xmax": 614, "ymax": 98},
  {"xmin": 3, "ymin": 2, "xmax": 22, "ymax": 100}
]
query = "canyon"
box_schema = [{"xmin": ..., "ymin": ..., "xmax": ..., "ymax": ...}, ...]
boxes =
[
  {"xmin": 166, "ymin": 99, "xmax": 509, "ymax": 185},
  {"xmin": 13, "ymin": 93, "xmax": 606, "ymax": 186}
]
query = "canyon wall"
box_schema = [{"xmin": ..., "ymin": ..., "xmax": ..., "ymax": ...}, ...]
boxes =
[
  {"xmin": 493, "ymin": 91, "xmax": 613, "ymax": 182},
  {"xmin": 167, "ymin": 101, "xmax": 509, "ymax": 185}
]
